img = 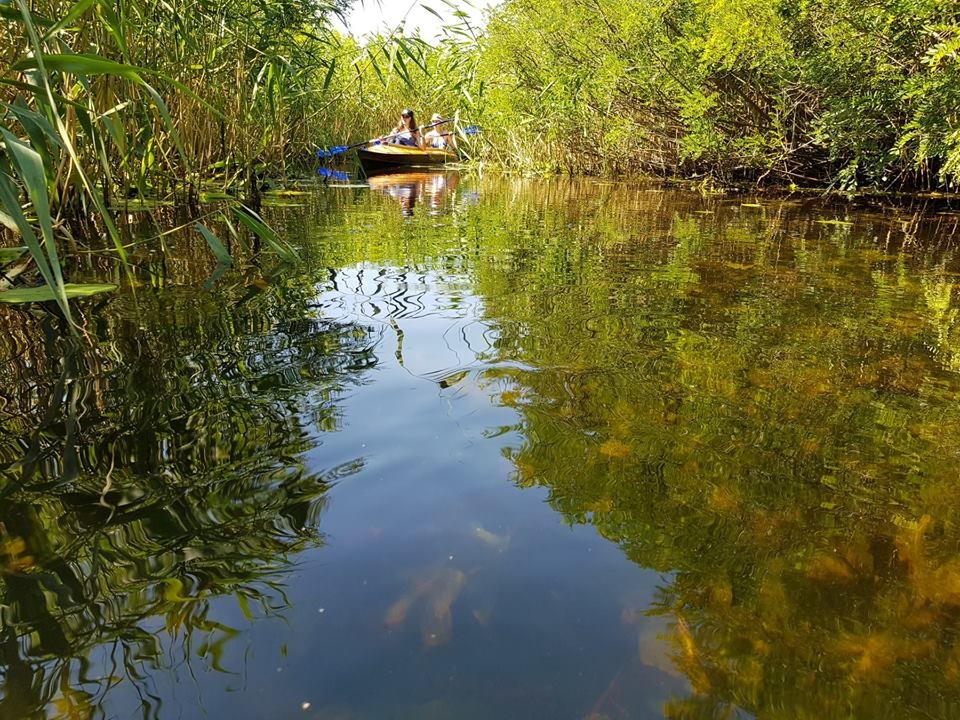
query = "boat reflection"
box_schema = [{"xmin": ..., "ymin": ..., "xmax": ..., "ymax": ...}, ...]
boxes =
[{"xmin": 368, "ymin": 171, "xmax": 460, "ymax": 217}]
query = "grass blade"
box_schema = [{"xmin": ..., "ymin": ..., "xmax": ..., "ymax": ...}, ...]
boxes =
[
  {"xmin": 0, "ymin": 170, "xmax": 69, "ymax": 319},
  {"xmin": 232, "ymin": 205, "xmax": 299, "ymax": 263},
  {"xmin": 0, "ymin": 129, "xmax": 70, "ymax": 308},
  {"xmin": 0, "ymin": 283, "xmax": 117, "ymax": 303},
  {"xmin": 195, "ymin": 222, "xmax": 233, "ymax": 265}
]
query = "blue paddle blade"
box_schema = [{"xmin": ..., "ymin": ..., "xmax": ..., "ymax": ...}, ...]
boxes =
[
  {"xmin": 461, "ymin": 125, "xmax": 481, "ymax": 136},
  {"xmin": 318, "ymin": 145, "xmax": 349, "ymax": 159},
  {"xmin": 317, "ymin": 166, "xmax": 350, "ymax": 181}
]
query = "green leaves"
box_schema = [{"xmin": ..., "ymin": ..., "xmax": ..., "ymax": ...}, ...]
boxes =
[
  {"xmin": 194, "ymin": 205, "xmax": 300, "ymax": 266},
  {"xmin": 474, "ymin": 0, "xmax": 960, "ymax": 188},
  {"xmin": 195, "ymin": 223, "xmax": 233, "ymax": 266},
  {"xmin": 0, "ymin": 246, "xmax": 27, "ymax": 263},
  {"xmin": 0, "ymin": 129, "xmax": 71, "ymax": 320},
  {"xmin": 0, "ymin": 283, "xmax": 117, "ymax": 303},
  {"xmin": 40, "ymin": 0, "xmax": 97, "ymax": 40},
  {"xmin": 232, "ymin": 205, "xmax": 300, "ymax": 263},
  {"xmin": 12, "ymin": 53, "xmax": 142, "ymax": 80}
]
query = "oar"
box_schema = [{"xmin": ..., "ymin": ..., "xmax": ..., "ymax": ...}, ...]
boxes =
[
  {"xmin": 447, "ymin": 126, "xmax": 481, "ymax": 137},
  {"xmin": 317, "ymin": 118, "xmax": 454, "ymax": 159},
  {"xmin": 317, "ymin": 166, "xmax": 350, "ymax": 181}
]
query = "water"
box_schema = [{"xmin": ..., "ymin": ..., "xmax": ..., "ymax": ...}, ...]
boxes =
[{"xmin": 3, "ymin": 173, "xmax": 960, "ymax": 719}]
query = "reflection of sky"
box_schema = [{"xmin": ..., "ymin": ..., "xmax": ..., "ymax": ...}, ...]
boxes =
[
  {"xmin": 336, "ymin": 0, "xmax": 500, "ymax": 40},
  {"xmin": 96, "ymin": 258, "xmax": 673, "ymax": 720}
]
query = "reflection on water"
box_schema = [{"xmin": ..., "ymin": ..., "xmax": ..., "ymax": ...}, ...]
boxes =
[
  {"xmin": 0, "ymin": 283, "xmax": 379, "ymax": 718},
  {"xmin": 4, "ymin": 179, "xmax": 960, "ymax": 718},
  {"xmin": 368, "ymin": 170, "xmax": 460, "ymax": 216}
]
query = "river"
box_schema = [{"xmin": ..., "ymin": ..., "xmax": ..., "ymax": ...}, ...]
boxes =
[{"xmin": 2, "ymin": 172, "xmax": 960, "ymax": 719}]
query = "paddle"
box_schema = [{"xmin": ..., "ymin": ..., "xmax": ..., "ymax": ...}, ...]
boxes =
[
  {"xmin": 317, "ymin": 166, "xmax": 350, "ymax": 181},
  {"xmin": 442, "ymin": 126, "xmax": 481, "ymax": 137},
  {"xmin": 317, "ymin": 117, "xmax": 454, "ymax": 159},
  {"xmin": 422, "ymin": 125, "xmax": 482, "ymax": 150}
]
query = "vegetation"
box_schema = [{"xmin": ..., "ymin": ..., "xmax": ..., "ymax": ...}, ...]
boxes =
[
  {"xmin": 8, "ymin": 0, "xmax": 959, "ymax": 316},
  {"xmin": 476, "ymin": 0, "xmax": 960, "ymax": 189},
  {"xmin": 4, "ymin": 0, "xmax": 960, "ymax": 714},
  {"xmin": 0, "ymin": 0, "xmax": 470, "ymax": 317}
]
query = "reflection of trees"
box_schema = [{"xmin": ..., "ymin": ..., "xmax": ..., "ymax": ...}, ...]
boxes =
[
  {"xmin": 0, "ymin": 282, "xmax": 378, "ymax": 718},
  {"xmin": 468, "ymin": 189, "xmax": 960, "ymax": 718},
  {"xmin": 277, "ymin": 180, "xmax": 960, "ymax": 718}
]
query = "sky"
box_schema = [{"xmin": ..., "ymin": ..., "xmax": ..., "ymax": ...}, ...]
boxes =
[{"xmin": 335, "ymin": 0, "xmax": 499, "ymax": 41}]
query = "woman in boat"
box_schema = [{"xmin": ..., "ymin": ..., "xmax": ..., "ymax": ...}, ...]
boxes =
[
  {"xmin": 424, "ymin": 113, "xmax": 456, "ymax": 150},
  {"xmin": 385, "ymin": 109, "xmax": 423, "ymax": 148}
]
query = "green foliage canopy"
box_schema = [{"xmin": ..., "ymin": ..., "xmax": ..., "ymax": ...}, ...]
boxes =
[{"xmin": 474, "ymin": 0, "xmax": 960, "ymax": 189}]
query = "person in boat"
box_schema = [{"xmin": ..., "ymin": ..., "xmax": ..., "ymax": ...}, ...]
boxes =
[
  {"xmin": 384, "ymin": 109, "xmax": 423, "ymax": 148},
  {"xmin": 423, "ymin": 113, "xmax": 456, "ymax": 150}
]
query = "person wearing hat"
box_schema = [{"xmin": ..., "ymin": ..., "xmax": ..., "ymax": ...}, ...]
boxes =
[
  {"xmin": 384, "ymin": 109, "xmax": 423, "ymax": 148},
  {"xmin": 424, "ymin": 113, "xmax": 456, "ymax": 150}
]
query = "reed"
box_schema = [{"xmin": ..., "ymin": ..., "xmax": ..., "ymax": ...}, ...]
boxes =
[{"xmin": 1, "ymin": 0, "xmax": 476, "ymax": 323}]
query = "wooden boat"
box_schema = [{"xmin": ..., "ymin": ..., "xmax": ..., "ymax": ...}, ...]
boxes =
[{"xmin": 357, "ymin": 143, "xmax": 457, "ymax": 174}]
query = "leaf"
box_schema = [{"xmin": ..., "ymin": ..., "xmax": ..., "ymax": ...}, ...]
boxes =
[
  {"xmin": 12, "ymin": 55, "xmax": 224, "ymax": 119},
  {"xmin": 41, "ymin": 0, "xmax": 96, "ymax": 39},
  {"xmin": 237, "ymin": 592, "xmax": 254, "ymax": 620},
  {"xmin": 141, "ymin": 80, "xmax": 190, "ymax": 172},
  {"xmin": 232, "ymin": 206, "xmax": 299, "ymax": 263},
  {"xmin": 0, "ymin": 283, "xmax": 117, "ymax": 303},
  {"xmin": 3, "ymin": 98, "xmax": 62, "ymax": 151},
  {"xmin": 94, "ymin": 0, "xmax": 128, "ymax": 54},
  {"xmin": 0, "ymin": 208, "xmax": 18, "ymax": 232},
  {"xmin": 202, "ymin": 259, "xmax": 231, "ymax": 290},
  {"xmin": 13, "ymin": 53, "xmax": 142, "ymax": 81},
  {"xmin": 0, "ymin": 131, "xmax": 68, "ymax": 312},
  {"xmin": 421, "ymin": 4, "xmax": 444, "ymax": 21},
  {"xmin": 195, "ymin": 222, "xmax": 232, "ymax": 265},
  {"xmin": 322, "ymin": 58, "xmax": 336, "ymax": 91},
  {"xmin": 366, "ymin": 48, "xmax": 386, "ymax": 85},
  {"xmin": 0, "ymin": 246, "xmax": 27, "ymax": 263},
  {"xmin": 396, "ymin": 37, "xmax": 428, "ymax": 75}
]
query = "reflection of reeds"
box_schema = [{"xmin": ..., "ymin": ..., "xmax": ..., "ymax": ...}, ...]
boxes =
[{"xmin": 0, "ymin": 284, "xmax": 379, "ymax": 716}]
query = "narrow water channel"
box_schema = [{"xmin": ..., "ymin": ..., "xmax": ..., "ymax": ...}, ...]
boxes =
[{"xmin": 2, "ymin": 174, "xmax": 960, "ymax": 719}]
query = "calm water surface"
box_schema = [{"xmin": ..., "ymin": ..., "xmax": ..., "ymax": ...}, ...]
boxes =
[{"xmin": 3, "ymin": 174, "xmax": 960, "ymax": 719}]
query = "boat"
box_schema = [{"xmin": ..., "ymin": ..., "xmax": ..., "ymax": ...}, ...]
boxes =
[{"xmin": 357, "ymin": 143, "xmax": 457, "ymax": 174}]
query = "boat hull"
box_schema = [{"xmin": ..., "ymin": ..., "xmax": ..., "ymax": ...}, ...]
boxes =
[{"xmin": 357, "ymin": 144, "xmax": 457, "ymax": 174}]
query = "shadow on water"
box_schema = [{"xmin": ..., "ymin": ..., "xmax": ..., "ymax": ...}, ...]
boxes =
[{"xmin": 0, "ymin": 274, "xmax": 379, "ymax": 718}]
